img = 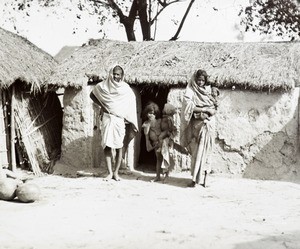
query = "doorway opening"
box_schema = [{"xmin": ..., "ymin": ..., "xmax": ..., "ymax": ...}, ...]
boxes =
[{"xmin": 136, "ymin": 84, "xmax": 169, "ymax": 172}]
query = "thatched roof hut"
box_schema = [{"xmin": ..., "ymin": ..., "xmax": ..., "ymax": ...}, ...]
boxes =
[
  {"xmin": 0, "ymin": 27, "xmax": 62, "ymax": 175},
  {"xmin": 0, "ymin": 27, "xmax": 57, "ymax": 92},
  {"xmin": 49, "ymin": 39, "xmax": 300, "ymax": 181},
  {"xmin": 48, "ymin": 39, "xmax": 300, "ymax": 91}
]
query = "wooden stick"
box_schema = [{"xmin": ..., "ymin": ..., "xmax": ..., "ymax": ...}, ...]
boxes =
[
  {"xmin": 2, "ymin": 91, "xmax": 11, "ymax": 168},
  {"xmin": 10, "ymin": 85, "xmax": 16, "ymax": 172},
  {"xmin": 0, "ymin": 92, "xmax": 6, "ymax": 167}
]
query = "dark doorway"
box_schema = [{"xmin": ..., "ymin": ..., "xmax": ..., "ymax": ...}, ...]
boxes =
[{"xmin": 137, "ymin": 84, "xmax": 169, "ymax": 172}]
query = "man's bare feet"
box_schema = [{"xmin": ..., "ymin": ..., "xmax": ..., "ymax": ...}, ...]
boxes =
[
  {"xmin": 113, "ymin": 174, "xmax": 121, "ymax": 181},
  {"xmin": 103, "ymin": 174, "xmax": 113, "ymax": 181}
]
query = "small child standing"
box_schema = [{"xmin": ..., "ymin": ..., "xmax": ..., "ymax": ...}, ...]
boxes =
[
  {"xmin": 141, "ymin": 102, "xmax": 163, "ymax": 182},
  {"xmin": 159, "ymin": 103, "xmax": 177, "ymax": 144},
  {"xmin": 158, "ymin": 103, "xmax": 178, "ymax": 179}
]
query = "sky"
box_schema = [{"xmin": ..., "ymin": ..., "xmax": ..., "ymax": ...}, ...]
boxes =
[{"xmin": 0, "ymin": 0, "xmax": 285, "ymax": 56}]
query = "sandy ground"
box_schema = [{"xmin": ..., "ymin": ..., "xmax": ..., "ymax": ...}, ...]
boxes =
[{"xmin": 0, "ymin": 166, "xmax": 300, "ymax": 249}]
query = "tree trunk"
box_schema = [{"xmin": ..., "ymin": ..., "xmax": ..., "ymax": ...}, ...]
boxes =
[
  {"xmin": 123, "ymin": 19, "xmax": 137, "ymax": 41},
  {"xmin": 138, "ymin": 0, "xmax": 151, "ymax": 40},
  {"xmin": 109, "ymin": 0, "xmax": 138, "ymax": 41}
]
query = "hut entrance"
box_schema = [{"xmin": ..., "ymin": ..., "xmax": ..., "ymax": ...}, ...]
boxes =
[{"xmin": 137, "ymin": 85, "xmax": 169, "ymax": 172}]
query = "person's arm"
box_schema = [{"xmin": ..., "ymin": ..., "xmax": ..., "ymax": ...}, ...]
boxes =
[
  {"xmin": 169, "ymin": 118, "xmax": 178, "ymax": 137},
  {"xmin": 90, "ymin": 91, "xmax": 102, "ymax": 106},
  {"xmin": 194, "ymin": 106, "xmax": 216, "ymax": 116},
  {"xmin": 142, "ymin": 123, "xmax": 158, "ymax": 152},
  {"xmin": 145, "ymin": 134, "xmax": 157, "ymax": 152},
  {"xmin": 90, "ymin": 91, "xmax": 109, "ymax": 114}
]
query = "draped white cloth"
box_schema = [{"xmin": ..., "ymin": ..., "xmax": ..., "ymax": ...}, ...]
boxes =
[
  {"xmin": 182, "ymin": 71, "xmax": 215, "ymax": 123},
  {"xmin": 100, "ymin": 112, "xmax": 126, "ymax": 149},
  {"xmin": 92, "ymin": 67, "xmax": 138, "ymax": 149},
  {"xmin": 181, "ymin": 70, "xmax": 217, "ymax": 183}
]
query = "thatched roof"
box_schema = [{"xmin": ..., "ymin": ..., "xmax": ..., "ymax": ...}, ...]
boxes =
[
  {"xmin": 54, "ymin": 46, "xmax": 79, "ymax": 63},
  {"xmin": 0, "ymin": 27, "xmax": 57, "ymax": 92},
  {"xmin": 48, "ymin": 39, "xmax": 300, "ymax": 91}
]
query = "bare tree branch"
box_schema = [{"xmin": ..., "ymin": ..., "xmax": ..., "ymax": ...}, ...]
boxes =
[
  {"xmin": 170, "ymin": 0, "xmax": 195, "ymax": 40},
  {"xmin": 106, "ymin": 0, "xmax": 127, "ymax": 21},
  {"xmin": 150, "ymin": 0, "xmax": 182, "ymax": 25}
]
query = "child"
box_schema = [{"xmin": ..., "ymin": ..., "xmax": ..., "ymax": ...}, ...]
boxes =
[
  {"xmin": 158, "ymin": 103, "xmax": 178, "ymax": 179},
  {"xmin": 159, "ymin": 103, "xmax": 177, "ymax": 143},
  {"xmin": 141, "ymin": 102, "xmax": 163, "ymax": 182}
]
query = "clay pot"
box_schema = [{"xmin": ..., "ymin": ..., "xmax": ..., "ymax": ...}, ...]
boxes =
[
  {"xmin": 16, "ymin": 182, "xmax": 41, "ymax": 203},
  {"xmin": 0, "ymin": 178, "xmax": 19, "ymax": 201}
]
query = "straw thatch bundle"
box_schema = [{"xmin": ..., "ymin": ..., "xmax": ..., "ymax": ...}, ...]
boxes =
[
  {"xmin": 0, "ymin": 27, "xmax": 57, "ymax": 93},
  {"xmin": 0, "ymin": 27, "xmax": 62, "ymax": 175},
  {"xmin": 13, "ymin": 84, "xmax": 62, "ymax": 175},
  {"xmin": 48, "ymin": 39, "xmax": 300, "ymax": 91}
]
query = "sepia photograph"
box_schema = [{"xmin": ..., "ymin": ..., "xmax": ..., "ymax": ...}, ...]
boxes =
[{"xmin": 0, "ymin": 0, "xmax": 299, "ymax": 248}]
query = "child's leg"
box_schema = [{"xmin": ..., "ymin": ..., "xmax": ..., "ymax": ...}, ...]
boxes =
[
  {"xmin": 162, "ymin": 170, "xmax": 169, "ymax": 184},
  {"xmin": 151, "ymin": 152, "xmax": 163, "ymax": 182}
]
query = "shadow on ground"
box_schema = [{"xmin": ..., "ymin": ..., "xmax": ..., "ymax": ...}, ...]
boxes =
[{"xmin": 233, "ymin": 230, "xmax": 300, "ymax": 249}]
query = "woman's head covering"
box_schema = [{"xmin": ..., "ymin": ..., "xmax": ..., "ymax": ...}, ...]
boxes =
[
  {"xmin": 186, "ymin": 69, "xmax": 209, "ymax": 97},
  {"xmin": 181, "ymin": 69, "xmax": 215, "ymax": 122}
]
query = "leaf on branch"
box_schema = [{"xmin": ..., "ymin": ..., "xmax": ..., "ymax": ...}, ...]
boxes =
[
  {"xmin": 171, "ymin": 19, "xmax": 179, "ymax": 25},
  {"xmin": 18, "ymin": 3, "xmax": 25, "ymax": 10}
]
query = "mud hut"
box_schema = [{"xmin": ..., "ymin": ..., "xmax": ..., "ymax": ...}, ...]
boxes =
[
  {"xmin": 48, "ymin": 39, "xmax": 300, "ymax": 181},
  {"xmin": 0, "ymin": 27, "xmax": 63, "ymax": 175}
]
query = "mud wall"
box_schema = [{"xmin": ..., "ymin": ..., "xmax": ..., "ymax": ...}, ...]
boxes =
[
  {"xmin": 59, "ymin": 86, "xmax": 142, "ymax": 171},
  {"xmin": 168, "ymin": 88, "xmax": 300, "ymax": 180},
  {"xmin": 58, "ymin": 86, "xmax": 104, "ymax": 169},
  {"xmin": 59, "ymin": 86, "xmax": 299, "ymax": 181}
]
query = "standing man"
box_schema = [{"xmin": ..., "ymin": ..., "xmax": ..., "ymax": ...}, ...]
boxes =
[{"xmin": 90, "ymin": 65, "xmax": 138, "ymax": 181}]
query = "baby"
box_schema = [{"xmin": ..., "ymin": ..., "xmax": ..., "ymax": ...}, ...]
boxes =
[{"xmin": 194, "ymin": 86, "xmax": 220, "ymax": 121}]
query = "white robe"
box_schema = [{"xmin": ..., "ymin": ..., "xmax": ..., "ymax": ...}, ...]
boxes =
[{"xmin": 91, "ymin": 67, "xmax": 138, "ymax": 149}]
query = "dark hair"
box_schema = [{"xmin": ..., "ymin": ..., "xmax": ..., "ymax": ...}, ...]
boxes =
[
  {"xmin": 195, "ymin": 69, "xmax": 208, "ymax": 83},
  {"xmin": 113, "ymin": 65, "xmax": 124, "ymax": 76},
  {"xmin": 142, "ymin": 101, "xmax": 161, "ymax": 121}
]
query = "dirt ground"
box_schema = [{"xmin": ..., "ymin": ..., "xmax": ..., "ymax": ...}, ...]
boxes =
[{"xmin": 0, "ymin": 164, "xmax": 300, "ymax": 249}]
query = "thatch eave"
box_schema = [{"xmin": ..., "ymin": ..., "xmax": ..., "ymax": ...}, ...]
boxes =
[
  {"xmin": 48, "ymin": 40, "xmax": 300, "ymax": 92},
  {"xmin": 0, "ymin": 27, "xmax": 58, "ymax": 92}
]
